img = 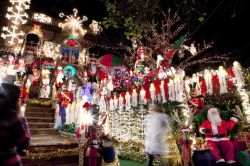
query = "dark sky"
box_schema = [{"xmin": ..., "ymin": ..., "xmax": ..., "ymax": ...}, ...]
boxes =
[
  {"xmin": 30, "ymin": 0, "xmax": 106, "ymax": 20},
  {"xmin": 30, "ymin": 0, "xmax": 250, "ymax": 67}
]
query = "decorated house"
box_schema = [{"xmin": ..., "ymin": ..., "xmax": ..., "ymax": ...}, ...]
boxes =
[{"xmin": 0, "ymin": 1, "xmax": 250, "ymax": 166}]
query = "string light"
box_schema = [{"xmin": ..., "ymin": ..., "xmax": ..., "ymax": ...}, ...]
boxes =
[
  {"xmin": 32, "ymin": 13, "xmax": 52, "ymax": 24},
  {"xmin": 42, "ymin": 41, "xmax": 61, "ymax": 59},
  {"xmin": 236, "ymin": 87, "xmax": 250, "ymax": 121},
  {"xmin": 89, "ymin": 20, "xmax": 103, "ymax": 35},
  {"xmin": 59, "ymin": 8, "xmax": 88, "ymax": 38},
  {"xmin": 1, "ymin": 0, "xmax": 30, "ymax": 46}
]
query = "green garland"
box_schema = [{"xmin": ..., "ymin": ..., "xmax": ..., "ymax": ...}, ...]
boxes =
[{"xmin": 57, "ymin": 123, "xmax": 78, "ymax": 134}]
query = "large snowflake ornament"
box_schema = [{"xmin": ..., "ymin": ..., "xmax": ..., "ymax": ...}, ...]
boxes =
[
  {"xmin": 1, "ymin": 25, "xmax": 25, "ymax": 45},
  {"xmin": 7, "ymin": 0, "xmax": 31, "ymax": 25},
  {"xmin": 59, "ymin": 8, "xmax": 88, "ymax": 38},
  {"xmin": 1, "ymin": 0, "xmax": 31, "ymax": 46}
]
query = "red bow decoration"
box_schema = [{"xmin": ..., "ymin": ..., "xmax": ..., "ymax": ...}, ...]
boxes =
[{"xmin": 83, "ymin": 102, "xmax": 90, "ymax": 109}]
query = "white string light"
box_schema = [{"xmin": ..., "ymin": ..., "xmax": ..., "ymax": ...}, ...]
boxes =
[
  {"xmin": 89, "ymin": 20, "xmax": 102, "ymax": 35},
  {"xmin": 236, "ymin": 87, "xmax": 250, "ymax": 121},
  {"xmin": 42, "ymin": 41, "xmax": 61, "ymax": 59},
  {"xmin": 32, "ymin": 13, "xmax": 52, "ymax": 24}
]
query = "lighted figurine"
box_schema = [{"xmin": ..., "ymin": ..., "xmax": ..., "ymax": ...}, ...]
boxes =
[
  {"xmin": 217, "ymin": 66, "xmax": 228, "ymax": 94},
  {"xmin": 39, "ymin": 69, "xmax": 51, "ymax": 98},
  {"xmin": 137, "ymin": 46, "xmax": 146, "ymax": 61},
  {"xmin": 199, "ymin": 107, "xmax": 238, "ymax": 165},
  {"xmin": 174, "ymin": 75, "xmax": 183, "ymax": 102},
  {"xmin": 204, "ymin": 70, "xmax": 213, "ymax": 95},
  {"xmin": 149, "ymin": 83, "xmax": 156, "ymax": 102},
  {"xmin": 168, "ymin": 79, "xmax": 175, "ymax": 101},
  {"xmin": 160, "ymin": 80, "xmax": 167, "ymax": 103},
  {"xmin": 125, "ymin": 91, "xmax": 131, "ymax": 109},
  {"xmin": 232, "ymin": 61, "xmax": 245, "ymax": 87},
  {"xmin": 6, "ymin": 54, "xmax": 17, "ymax": 83},
  {"xmin": 56, "ymin": 66, "xmax": 64, "ymax": 84},
  {"xmin": 188, "ymin": 80, "xmax": 204, "ymax": 112},
  {"xmin": 131, "ymin": 89, "xmax": 138, "ymax": 106}
]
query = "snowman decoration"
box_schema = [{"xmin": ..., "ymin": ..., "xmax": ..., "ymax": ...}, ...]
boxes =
[
  {"xmin": 40, "ymin": 69, "xmax": 51, "ymax": 98},
  {"xmin": 56, "ymin": 66, "xmax": 64, "ymax": 84},
  {"xmin": 6, "ymin": 54, "xmax": 16, "ymax": 76}
]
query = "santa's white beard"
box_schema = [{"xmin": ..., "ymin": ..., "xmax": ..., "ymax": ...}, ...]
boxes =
[{"xmin": 210, "ymin": 114, "xmax": 222, "ymax": 126}]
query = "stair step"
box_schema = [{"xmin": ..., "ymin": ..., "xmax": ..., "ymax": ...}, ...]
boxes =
[
  {"xmin": 27, "ymin": 143, "xmax": 79, "ymax": 153},
  {"xmin": 25, "ymin": 112, "xmax": 54, "ymax": 118},
  {"xmin": 28, "ymin": 122, "xmax": 55, "ymax": 128},
  {"xmin": 26, "ymin": 107, "xmax": 55, "ymax": 113},
  {"xmin": 26, "ymin": 117, "xmax": 54, "ymax": 123},
  {"xmin": 30, "ymin": 128, "xmax": 58, "ymax": 135},
  {"xmin": 26, "ymin": 102, "xmax": 53, "ymax": 108},
  {"xmin": 22, "ymin": 153, "xmax": 79, "ymax": 166}
]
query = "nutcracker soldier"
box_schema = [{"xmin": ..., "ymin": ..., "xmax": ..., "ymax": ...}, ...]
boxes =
[
  {"xmin": 188, "ymin": 82, "xmax": 204, "ymax": 112},
  {"xmin": 56, "ymin": 84, "xmax": 73, "ymax": 125},
  {"xmin": 84, "ymin": 113, "xmax": 104, "ymax": 166}
]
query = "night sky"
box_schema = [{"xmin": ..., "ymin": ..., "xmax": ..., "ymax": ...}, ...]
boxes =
[{"xmin": 29, "ymin": 0, "xmax": 250, "ymax": 67}]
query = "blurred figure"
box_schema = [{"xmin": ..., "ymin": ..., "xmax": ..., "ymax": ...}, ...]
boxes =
[
  {"xmin": 144, "ymin": 103, "xmax": 171, "ymax": 166},
  {"xmin": 0, "ymin": 81, "xmax": 30, "ymax": 166}
]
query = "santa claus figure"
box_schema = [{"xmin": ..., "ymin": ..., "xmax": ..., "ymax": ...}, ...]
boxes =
[{"xmin": 199, "ymin": 107, "xmax": 238, "ymax": 165}]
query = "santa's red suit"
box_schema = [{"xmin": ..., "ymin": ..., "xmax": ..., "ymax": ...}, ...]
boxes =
[{"xmin": 199, "ymin": 108, "xmax": 238, "ymax": 164}]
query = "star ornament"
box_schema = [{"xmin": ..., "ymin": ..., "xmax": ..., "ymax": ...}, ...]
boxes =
[{"xmin": 58, "ymin": 8, "xmax": 88, "ymax": 38}]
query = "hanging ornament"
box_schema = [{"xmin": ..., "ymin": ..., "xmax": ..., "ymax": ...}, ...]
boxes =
[
  {"xmin": 189, "ymin": 43, "xmax": 197, "ymax": 56},
  {"xmin": 137, "ymin": 46, "xmax": 146, "ymax": 61},
  {"xmin": 157, "ymin": 55, "xmax": 164, "ymax": 68}
]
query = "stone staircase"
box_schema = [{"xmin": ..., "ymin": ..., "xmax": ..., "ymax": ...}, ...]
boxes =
[{"xmin": 21, "ymin": 101, "xmax": 79, "ymax": 166}]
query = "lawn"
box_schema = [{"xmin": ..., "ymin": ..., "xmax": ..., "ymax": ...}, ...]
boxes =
[{"xmin": 120, "ymin": 159, "xmax": 145, "ymax": 166}]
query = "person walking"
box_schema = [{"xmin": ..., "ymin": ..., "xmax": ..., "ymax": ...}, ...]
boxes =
[
  {"xmin": 144, "ymin": 103, "xmax": 171, "ymax": 166},
  {"xmin": 0, "ymin": 82, "xmax": 31, "ymax": 166}
]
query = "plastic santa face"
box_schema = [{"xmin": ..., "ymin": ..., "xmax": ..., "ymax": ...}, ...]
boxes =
[{"xmin": 207, "ymin": 108, "xmax": 222, "ymax": 125}]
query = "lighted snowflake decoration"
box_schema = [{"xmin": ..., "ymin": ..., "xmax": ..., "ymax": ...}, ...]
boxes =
[
  {"xmin": 1, "ymin": 25, "xmax": 25, "ymax": 45},
  {"xmin": 59, "ymin": 8, "xmax": 88, "ymax": 38},
  {"xmin": 7, "ymin": 0, "xmax": 31, "ymax": 25},
  {"xmin": 1, "ymin": 0, "xmax": 30, "ymax": 46},
  {"xmin": 89, "ymin": 20, "xmax": 102, "ymax": 35}
]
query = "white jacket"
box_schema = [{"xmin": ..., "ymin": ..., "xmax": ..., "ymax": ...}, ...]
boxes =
[{"xmin": 144, "ymin": 112, "xmax": 171, "ymax": 155}]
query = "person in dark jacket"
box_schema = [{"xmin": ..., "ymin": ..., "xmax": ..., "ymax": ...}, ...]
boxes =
[{"xmin": 0, "ymin": 82, "xmax": 31, "ymax": 166}]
